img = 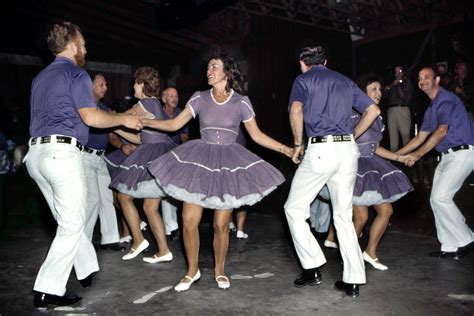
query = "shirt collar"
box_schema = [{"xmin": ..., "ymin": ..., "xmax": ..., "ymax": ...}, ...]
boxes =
[
  {"xmin": 431, "ymin": 86, "xmax": 444, "ymax": 105},
  {"xmin": 54, "ymin": 56, "xmax": 76, "ymax": 65}
]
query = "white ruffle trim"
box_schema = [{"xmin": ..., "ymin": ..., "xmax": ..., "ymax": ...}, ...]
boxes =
[
  {"xmin": 116, "ymin": 180, "xmax": 165, "ymax": 199},
  {"xmin": 157, "ymin": 182, "xmax": 276, "ymax": 209},
  {"xmin": 353, "ymin": 191, "xmax": 408, "ymax": 206},
  {"xmin": 171, "ymin": 151, "xmax": 265, "ymax": 173}
]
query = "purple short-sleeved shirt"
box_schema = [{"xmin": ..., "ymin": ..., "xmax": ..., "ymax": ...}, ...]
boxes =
[
  {"xmin": 29, "ymin": 57, "xmax": 96, "ymax": 145},
  {"xmin": 420, "ymin": 87, "xmax": 474, "ymax": 152},
  {"xmin": 86, "ymin": 102, "xmax": 110, "ymax": 150},
  {"xmin": 289, "ymin": 65, "xmax": 373, "ymax": 137},
  {"xmin": 188, "ymin": 90, "xmax": 255, "ymax": 144}
]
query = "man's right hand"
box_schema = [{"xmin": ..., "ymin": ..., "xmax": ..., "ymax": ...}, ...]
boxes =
[
  {"xmin": 122, "ymin": 114, "xmax": 143, "ymax": 130},
  {"xmin": 291, "ymin": 145, "xmax": 305, "ymax": 164}
]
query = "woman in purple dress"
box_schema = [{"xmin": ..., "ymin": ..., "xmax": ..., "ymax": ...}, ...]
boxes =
[
  {"xmin": 326, "ymin": 74, "xmax": 413, "ymax": 270},
  {"xmin": 143, "ymin": 53, "xmax": 293, "ymax": 291},
  {"xmin": 352, "ymin": 74, "xmax": 414, "ymax": 270},
  {"xmin": 109, "ymin": 67, "xmax": 173, "ymax": 263}
]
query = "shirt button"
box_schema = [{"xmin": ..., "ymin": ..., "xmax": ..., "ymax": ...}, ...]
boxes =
[
  {"xmin": 216, "ymin": 131, "xmax": 219, "ymax": 134},
  {"xmin": 217, "ymin": 136, "xmax": 220, "ymax": 138}
]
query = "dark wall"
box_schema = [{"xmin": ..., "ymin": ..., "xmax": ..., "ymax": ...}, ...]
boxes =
[
  {"xmin": 355, "ymin": 21, "xmax": 474, "ymax": 82},
  {"xmin": 0, "ymin": 64, "xmax": 41, "ymax": 144}
]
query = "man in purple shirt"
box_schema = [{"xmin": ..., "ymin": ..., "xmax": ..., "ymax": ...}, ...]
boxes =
[
  {"xmin": 284, "ymin": 44, "xmax": 380, "ymax": 297},
  {"xmin": 83, "ymin": 73, "xmax": 124, "ymax": 252},
  {"xmin": 25, "ymin": 22, "xmax": 142, "ymax": 309},
  {"xmin": 398, "ymin": 66, "xmax": 474, "ymax": 259}
]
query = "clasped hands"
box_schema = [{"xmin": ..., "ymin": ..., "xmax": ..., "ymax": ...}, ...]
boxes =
[
  {"xmin": 291, "ymin": 145, "xmax": 305, "ymax": 164},
  {"xmin": 289, "ymin": 146, "xmax": 421, "ymax": 166},
  {"xmin": 396, "ymin": 152, "xmax": 420, "ymax": 167},
  {"xmin": 121, "ymin": 112, "xmax": 156, "ymax": 131}
]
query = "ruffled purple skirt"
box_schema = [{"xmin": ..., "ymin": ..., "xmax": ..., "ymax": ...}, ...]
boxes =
[
  {"xmin": 353, "ymin": 155, "xmax": 413, "ymax": 206},
  {"xmin": 109, "ymin": 141, "xmax": 176, "ymax": 199},
  {"xmin": 147, "ymin": 140, "xmax": 285, "ymax": 209},
  {"xmin": 104, "ymin": 149, "xmax": 128, "ymax": 180}
]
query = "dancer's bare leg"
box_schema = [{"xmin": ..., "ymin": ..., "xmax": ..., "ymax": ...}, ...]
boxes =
[
  {"xmin": 143, "ymin": 198, "xmax": 170, "ymax": 257},
  {"xmin": 365, "ymin": 203, "xmax": 393, "ymax": 259},
  {"xmin": 180, "ymin": 203, "xmax": 204, "ymax": 282},
  {"xmin": 353, "ymin": 205, "xmax": 369, "ymax": 238},
  {"xmin": 118, "ymin": 193, "xmax": 144, "ymax": 249},
  {"xmin": 236, "ymin": 209, "xmax": 247, "ymax": 232},
  {"xmin": 213, "ymin": 209, "xmax": 233, "ymax": 277}
]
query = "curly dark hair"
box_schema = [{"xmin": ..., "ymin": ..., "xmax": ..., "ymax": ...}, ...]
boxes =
[
  {"xmin": 209, "ymin": 52, "xmax": 244, "ymax": 94},
  {"xmin": 356, "ymin": 73, "xmax": 382, "ymax": 92},
  {"xmin": 47, "ymin": 21, "xmax": 82, "ymax": 55},
  {"xmin": 299, "ymin": 43, "xmax": 328, "ymax": 66},
  {"xmin": 134, "ymin": 66, "xmax": 161, "ymax": 97}
]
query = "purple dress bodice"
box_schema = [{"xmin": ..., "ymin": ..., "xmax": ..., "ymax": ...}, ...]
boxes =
[
  {"xmin": 352, "ymin": 113, "xmax": 384, "ymax": 157},
  {"xmin": 138, "ymin": 98, "xmax": 174, "ymax": 144},
  {"xmin": 188, "ymin": 90, "xmax": 255, "ymax": 145}
]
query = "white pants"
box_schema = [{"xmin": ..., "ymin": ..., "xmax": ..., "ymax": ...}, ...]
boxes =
[
  {"xmin": 25, "ymin": 140, "xmax": 99, "ymax": 296},
  {"xmin": 83, "ymin": 151, "xmax": 120, "ymax": 245},
  {"xmin": 387, "ymin": 106, "xmax": 411, "ymax": 151},
  {"xmin": 161, "ymin": 198, "xmax": 179, "ymax": 235},
  {"xmin": 285, "ymin": 138, "xmax": 366, "ymax": 284},
  {"xmin": 431, "ymin": 148, "xmax": 474, "ymax": 252}
]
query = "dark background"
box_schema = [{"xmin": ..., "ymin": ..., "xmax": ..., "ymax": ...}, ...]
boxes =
[{"xmin": 1, "ymin": 0, "xmax": 473, "ymax": 154}]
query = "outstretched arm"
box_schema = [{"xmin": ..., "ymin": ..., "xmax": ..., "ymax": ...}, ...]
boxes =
[
  {"xmin": 78, "ymin": 107, "xmax": 143, "ymax": 130},
  {"xmin": 243, "ymin": 118, "xmax": 293, "ymax": 158},
  {"xmin": 411, "ymin": 125, "xmax": 447, "ymax": 158},
  {"xmin": 141, "ymin": 105, "xmax": 193, "ymax": 132},
  {"xmin": 375, "ymin": 145, "xmax": 415, "ymax": 163},
  {"xmin": 396, "ymin": 131, "xmax": 430, "ymax": 155}
]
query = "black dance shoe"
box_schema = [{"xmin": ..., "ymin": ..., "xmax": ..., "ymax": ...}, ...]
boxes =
[
  {"xmin": 33, "ymin": 291, "xmax": 81, "ymax": 308},
  {"xmin": 100, "ymin": 243, "xmax": 126, "ymax": 251},
  {"xmin": 453, "ymin": 241, "xmax": 473, "ymax": 260},
  {"xmin": 293, "ymin": 268, "xmax": 322, "ymax": 288},
  {"xmin": 334, "ymin": 281, "xmax": 359, "ymax": 297},
  {"xmin": 429, "ymin": 242, "xmax": 473, "ymax": 260},
  {"xmin": 79, "ymin": 273, "xmax": 95, "ymax": 288},
  {"xmin": 428, "ymin": 250, "xmax": 456, "ymax": 258},
  {"xmin": 168, "ymin": 229, "xmax": 181, "ymax": 242}
]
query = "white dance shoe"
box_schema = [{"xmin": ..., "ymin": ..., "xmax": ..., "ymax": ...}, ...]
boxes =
[
  {"xmin": 363, "ymin": 251, "xmax": 388, "ymax": 271},
  {"xmin": 140, "ymin": 221, "xmax": 148, "ymax": 231},
  {"xmin": 143, "ymin": 252, "xmax": 173, "ymax": 263},
  {"xmin": 122, "ymin": 239, "xmax": 149, "ymax": 261},
  {"xmin": 119, "ymin": 235, "xmax": 132, "ymax": 243},
  {"xmin": 324, "ymin": 240, "xmax": 338, "ymax": 249},
  {"xmin": 174, "ymin": 270, "xmax": 201, "ymax": 292},
  {"xmin": 215, "ymin": 275, "xmax": 230, "ymax": 289},
  {"xmin": 236, "ymin": 230, "xmax": 248, "ymax": 239}
]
